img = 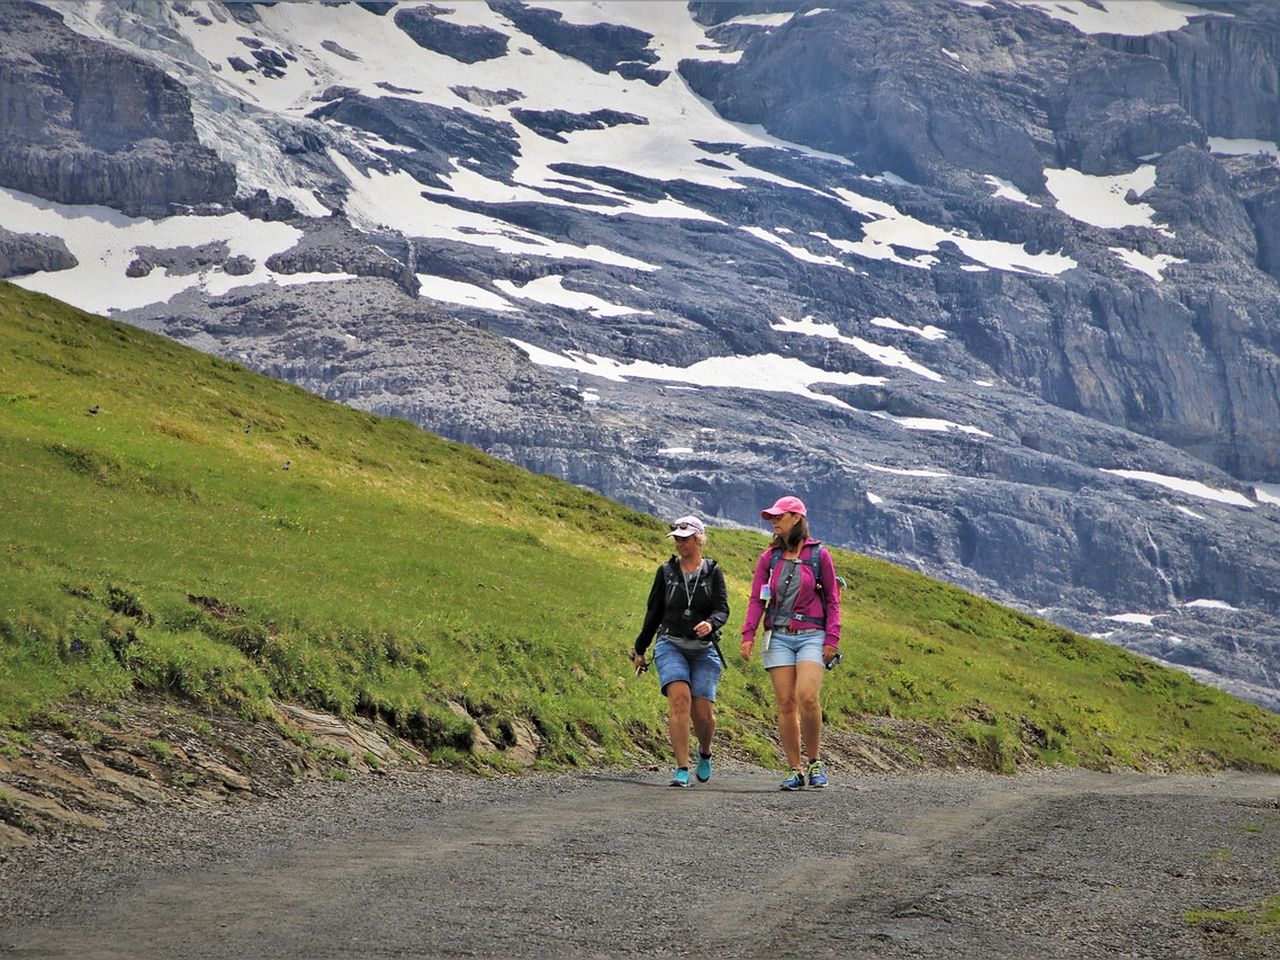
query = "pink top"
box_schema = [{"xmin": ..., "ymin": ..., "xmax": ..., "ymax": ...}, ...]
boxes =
[{"xmin": 741, "ymin": 539, "xmax": 841, "ymax": 649}]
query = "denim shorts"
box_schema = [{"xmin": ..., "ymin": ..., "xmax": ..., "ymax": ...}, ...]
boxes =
[
  {"xmin": 761, "ymin": 628, "xmax": 826, "ymax": 670},
  {"xmin": 653, "ymin": 637, "xmax": 723, "ymax": 701}
]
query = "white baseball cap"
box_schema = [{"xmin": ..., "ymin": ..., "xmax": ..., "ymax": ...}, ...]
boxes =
[{"xmin": 667, "ymin": 515, "xmax": 705, "ymax": 539}]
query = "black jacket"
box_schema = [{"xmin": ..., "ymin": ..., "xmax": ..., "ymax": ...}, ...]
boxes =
[{"xmin": 634, "ymin": 557, "xmax": 730, "ymax": 655}]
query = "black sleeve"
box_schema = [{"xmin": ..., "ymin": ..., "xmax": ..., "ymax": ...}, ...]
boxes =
[
  {"xmin": 634, "ymin": 565, "xmax": 667, "ymax": 656},
  {"xmin": 707, "ymin": 562, "xmax": 729, "ymax": 631}
]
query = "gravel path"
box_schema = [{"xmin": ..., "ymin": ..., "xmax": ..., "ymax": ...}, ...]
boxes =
[{"xmin": 2, "ymin": 765, "xmax": 1279, "ymax": 959}]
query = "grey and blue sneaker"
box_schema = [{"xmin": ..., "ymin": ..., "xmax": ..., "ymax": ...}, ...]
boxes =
[
  {"xmin": 806, "ymin": 759, "xmax": 829, "ymax": 788},
  {"xmin": 695, "ymin": 754, "xmax": 713, "ymax": 783},
  {"xmin": 670, "ymin": 768, "xmax": 691, "ymax": 788},
  {"xmin": 779, "ymin": 768, "xmax": 806, "ymax": 791}
]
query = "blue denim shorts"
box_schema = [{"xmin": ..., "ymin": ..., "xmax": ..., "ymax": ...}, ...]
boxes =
[
  {"xmin": 653, "ymin": 637, "xmax": 723, "ymax": 701},
  {"xmin": 761, "ymin": 628, "xmax": 826, "ymax": 670}
]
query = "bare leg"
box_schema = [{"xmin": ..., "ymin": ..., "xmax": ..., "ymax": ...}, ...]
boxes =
[
  {"xmin": 666, "ymin": 682, "xmax": 692, "ymax": 768},
  {"xmin": 768, "ymin": 666, "xmax": 801, "ymax": 770},
  {"xmin": 690, "ymin": 697, "xmax": 715, "ymax": 757},
  {"xmin": 795, "ymin": 661, "xmax": 825, "ymax": 762}
]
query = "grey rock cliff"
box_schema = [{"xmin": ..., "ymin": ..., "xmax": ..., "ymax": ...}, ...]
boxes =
[
  {"xmin": 0, "ymin": 227, "xmax": 76, "ymax": 278},
  {"xmin": 394, "ymin": 5, "xmax": 509, "ymax": 64},
  {"xmin": 263, "ymin": 217, "xmax": 421, "ymax": 297},
  {"xmin": 0, "ymin": 2, "xmax": 235, "ymax": 216}
]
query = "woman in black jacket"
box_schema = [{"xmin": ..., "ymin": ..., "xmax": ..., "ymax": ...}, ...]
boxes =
[{"xmin": 632, "ymin": 515, "xmax": 730, "ymax": 787}]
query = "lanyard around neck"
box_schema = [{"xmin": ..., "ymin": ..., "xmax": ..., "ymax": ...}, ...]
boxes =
[{"xmin": 679, "ymin": 559, "xmax": 703, "ymax": 608}]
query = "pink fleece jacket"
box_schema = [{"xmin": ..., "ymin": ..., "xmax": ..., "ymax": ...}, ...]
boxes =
[{"xmin": 741, "ymin": 539, "xmax": 841, "ymax": 649}]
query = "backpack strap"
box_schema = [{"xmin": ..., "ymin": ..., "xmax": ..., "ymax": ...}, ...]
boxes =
[
  {"xmin": 661, "ymin": 557, "xmax": 680, "ymax": 596},
  {"xmin": 805, "ymin": 543, "xmax": 823, "ymax": 586},
  {"xmin": 663, "ymin": 557, "xmax": 712, "ymax": 594},
  {"xmin": 767, "ymin": 543, "xmax": 823, "ymax": 584}
]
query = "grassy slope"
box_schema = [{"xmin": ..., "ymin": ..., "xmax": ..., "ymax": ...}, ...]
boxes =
[{"xmin": 2, "ymin": 281, "xmax": 1279, "ymax": 773}]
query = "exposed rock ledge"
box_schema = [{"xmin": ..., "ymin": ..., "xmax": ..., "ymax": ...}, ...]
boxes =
[{"xmin": 0, "ymin": 693, "xmax": 544, "ymax": 849}]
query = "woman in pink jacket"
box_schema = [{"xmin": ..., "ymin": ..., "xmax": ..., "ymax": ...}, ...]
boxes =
[{"xmin": 739, "ymin": 495, "xmax": 841, "ymax": 790}]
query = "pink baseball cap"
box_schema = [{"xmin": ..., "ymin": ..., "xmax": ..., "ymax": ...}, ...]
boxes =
[{"xmin": 761, "ymin": 495, "xmax": 807, "ymax": 519}]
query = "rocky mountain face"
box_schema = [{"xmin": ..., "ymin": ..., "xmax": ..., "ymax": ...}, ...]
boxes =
[
  {"xmin": 0, "ymin": 226, "xmax": 75, "ymax": 276},
  {"xmin": 0, "ymin": 1, "xmax": 236, "ymax": 215},
  {"xmin": 2, "ymin": 0, "xmax": 1279, "ymax": 710}
]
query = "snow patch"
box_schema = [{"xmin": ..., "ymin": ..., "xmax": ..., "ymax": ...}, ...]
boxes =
[
  {"xmin": 1107, "ymin": 613, "xmax": 1157, "ymax": 626},
  {"xmin": 724, "ymin": 12, "xmax": 795, "ymax": 27},
  {"xmin": 1183, "ymin": 599, "xmax": 1238, "ymax": 611},
  {"xmin": 1208, "ymin": 137, "xmax": 1280, "ymax": 162},
  {"xmin": 985, "ymin": 175, "xmax": 1038, "ymax": 207},
  {"xmin": 771, "ymin": 315, "xmax": 944, "ymax": 382},
  {"xmin": 494, "ymin": 275, "xmax": 642, "ymax": 316},
  {"xmin": 744, "ymin": 226, "xmax": 858, "ymax": 273},
  {"xmin": 1044, "ymin": 165, "xmax": 1172, "ymax": 235},
  {"xmin": 1109, "ymin": 246, "xmax": 1185, "ymax": 281},
  {"xmin": 508, "ymin": 341, "xmax": 887, "ymax": 409},
  {"xmin": 863, "ymin": 463, "xmax": 952, "ymax": 479},
  {"xmin": 886, "ymin": 416, "xmax": 993, "ymax": 438},
  {"xmin": 828, "ymin": 188, "xmax": 1076, "ymax": 275},
  {"xmin": 869, "ymin": 316, "xmax": 947, "ymax": 341},
  {"xmin": 330, "ymin": 152, "xmax": 659, "ymax": 272},
  {"xmin": 417, "ymin": 275, "xmax": 519, "ymax": 312},
  {"xmin": 1102, "ymin": 469, "xmax": 1256, "ymax": 508},
  {"xmin": 1011, "ymin": 1, "xmax": 1218, "ymax": 36}
]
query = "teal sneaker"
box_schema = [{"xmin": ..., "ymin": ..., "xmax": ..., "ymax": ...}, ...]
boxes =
[
  {"xmin": 806, "ymin": 759, "xmax": 829, "ymax": 788},
  {"xmin": 670, "ymin": 768, "xmax": 691, "ymax": 788},
  {"xmin": 695, "ymin": 754, "xmax": 712, "ymax": 783},
  {"xmin": 779, "ymin": 768, "xmax": 806, "ymax": 791}
]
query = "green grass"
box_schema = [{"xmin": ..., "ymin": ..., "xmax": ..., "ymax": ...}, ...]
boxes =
[
  {"xmin": 3, "ymin": 279, "xmax": 1280, "ymax": 772},
  {"xmin": 1186, "ymin": 893, "xmax": 1280, "ymax": 935}
]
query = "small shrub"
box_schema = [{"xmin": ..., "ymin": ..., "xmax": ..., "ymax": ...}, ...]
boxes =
[{"xmin": 107, "ymin": 586, "xmax": 153, "ymax": 626}]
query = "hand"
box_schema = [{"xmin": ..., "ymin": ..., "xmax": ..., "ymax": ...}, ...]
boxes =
[
  {"xmin": 631, "ymin": 651, "xmax": 647, "ymax": 676},
  {"xmin": 822, "ymin": 645, "xmax": 839, "ymax": 666},
  {"xmin": 694, "ymin": 620, "xmax": 712, "ymax": 638},
  {"xmin": 739, "ymin": 637, "xmax": 754, "ymax": 661}
]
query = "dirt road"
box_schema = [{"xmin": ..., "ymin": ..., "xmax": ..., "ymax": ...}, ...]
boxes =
[{"xmin": 2, "ymin": 766, "xmax": 1278, "ymax": 958}]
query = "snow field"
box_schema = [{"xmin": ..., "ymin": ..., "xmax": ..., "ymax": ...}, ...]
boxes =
[{"xmin": 0, "ymin": 186, "xmax": 321, "ymax": 314}]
